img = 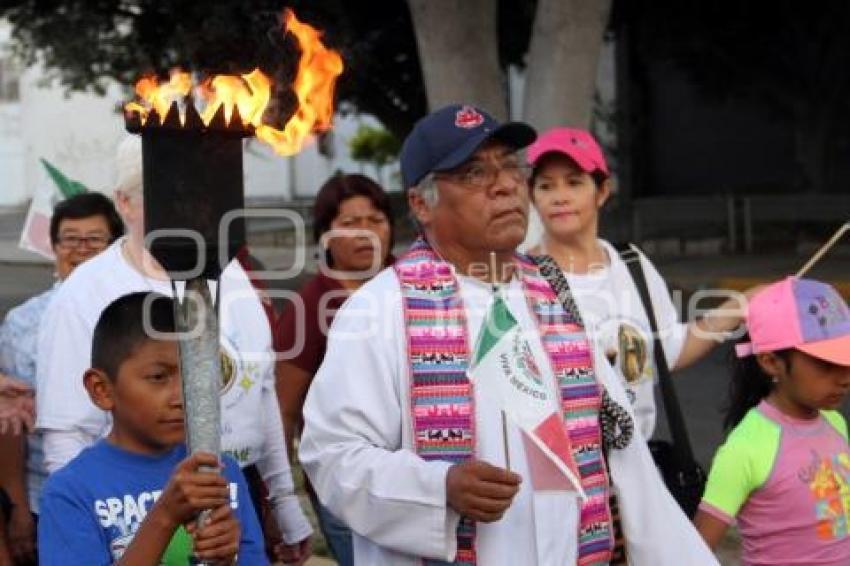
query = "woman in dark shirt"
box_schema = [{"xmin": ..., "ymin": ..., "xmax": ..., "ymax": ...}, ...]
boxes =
[{"xmin": 275, "ymin": 173, "xmax": 394, "ymax": 566}]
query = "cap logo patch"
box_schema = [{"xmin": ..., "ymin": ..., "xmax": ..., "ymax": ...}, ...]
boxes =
[
  {"xmin": 455, "ymin": 106, "xmax": 484, "ymax": 129},
  {"xmin": 807, "ymin": 293, "xmax": 847, "ymax": 336}
]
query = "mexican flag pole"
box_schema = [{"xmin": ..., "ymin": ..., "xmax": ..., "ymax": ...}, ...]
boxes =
[
  {"xmin": 19, "ymin": 159, "xmax": 88, "ymax": 259},
  {"xmin": 467, "ymin": 253, "xmax": 585, "ymax": 498}
]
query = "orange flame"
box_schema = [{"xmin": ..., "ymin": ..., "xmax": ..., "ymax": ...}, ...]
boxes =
[
  {"xmin": 123, "ymin": 8, "xmax": 344, "ymax": 156},
  {"xmin": 255, "ymin": 9, "xmax": 344, "ymax": 155},
  {"xmin": 126, "ymin": 70, "xmax": 192, "ymax": 124},
  {"xmin": 198, "ymin": 69, "xmax": 271, "ymax": 127}
]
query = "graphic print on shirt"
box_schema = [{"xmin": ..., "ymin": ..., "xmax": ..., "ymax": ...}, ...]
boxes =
[
  {"xmin": 220, "ymin": 349, "xmax": 237, "ymax": 392},
  {"xmin": 798, "ymin": 449, "xmax": 850, "ymax": 541},
  {"xmin": 218, "ymin": 331, "xmax": 267, "ymax": 467},
  {"xmin": 219, "ymin": 334, "xmax": 261, "ymax": 409},
  {"xmin": 594, "ymin": 315, "xmax": 653, "ymax": 392},
  {"xmin": 617, "ymin": 323, "xmax": 649, "ymax": 384},
  {"xmin": 95, "ymin": 483, "xmax": 240, "ymax": 561}
]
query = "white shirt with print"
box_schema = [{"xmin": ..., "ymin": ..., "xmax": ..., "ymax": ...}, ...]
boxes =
[{"xmin": 564, "ymin": 239, "xmax": 688, "ymax": 439}]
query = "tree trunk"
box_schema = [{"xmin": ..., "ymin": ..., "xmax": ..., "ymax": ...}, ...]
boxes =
[
  {"xmin": 522, "ymin": 0, "xmax": 612, "ymax": 130},
  {"xmin": 407, "ymin": 0, "xmax": 507, "ymax": 118},
  {"xmin": 520, "ymin": 0, "xmax": 611, "ymax": 251}
]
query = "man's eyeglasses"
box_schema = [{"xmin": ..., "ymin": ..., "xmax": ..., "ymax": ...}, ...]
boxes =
[
  {"xmin": 436, "ymin": 156, "xmax": 533, "ymax": 189},
  {"xmin": 57, "ymin": 235, "xmax": 110, "ymax": 250}
]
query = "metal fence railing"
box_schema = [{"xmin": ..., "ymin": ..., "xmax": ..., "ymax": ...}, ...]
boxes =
[
  {"xmin": 741, "ymin": 195, "xmax": 850, "ymax": 252},
  {"xmin": 601, "ymin": 195, "xmax": 850, "ymax": 254},
  {"xmin": 631, "ymin": 195, "xmax": 736, "ymax": 250},
  {"xmin": 242, "ymin": 194, "xmax": 850, "ymax": 255}
]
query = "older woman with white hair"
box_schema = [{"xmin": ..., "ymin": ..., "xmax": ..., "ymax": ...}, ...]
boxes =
[{"xmin": 35, "ymin": 136, "xmax": 313, "ymax": 563}]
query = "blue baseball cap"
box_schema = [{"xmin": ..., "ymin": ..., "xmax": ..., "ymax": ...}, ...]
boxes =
[{"xmin": 400, "ymin": 104, "xmax": 537, "ymax": 189}]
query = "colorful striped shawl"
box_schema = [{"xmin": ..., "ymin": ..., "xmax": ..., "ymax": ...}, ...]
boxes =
[{"xmin": 394, "ymin": 238, "xmax": 613, "ymax": 565}]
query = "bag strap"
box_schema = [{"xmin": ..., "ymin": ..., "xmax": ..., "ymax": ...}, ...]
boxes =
[
  {"xmin": 612, "ymin": 243, "xmax": 697, "ymax": 466},
  {"xmin": 533, "ymin": 254, "xmax": 634, "ymax": 453},
  {"xmin": 533, "ymin": 254, "xmax": 586, "ymax": 325}
]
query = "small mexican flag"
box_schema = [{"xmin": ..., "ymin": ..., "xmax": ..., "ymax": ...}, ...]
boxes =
[
  {"xmin": 467, "ymin": 292, "xmax": 585, "ymax": 497},
  {"xmin": 19, "ymin": 159, "xmax": 89, "ymax": 259}
]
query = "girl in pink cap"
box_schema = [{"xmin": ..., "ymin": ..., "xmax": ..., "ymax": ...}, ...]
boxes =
[
  {"xmin": 696, "ymin": 277, "xmax": 850, "ymax": 565},
  {"xmin": 526, "ymin": 127, "xmax": 749, "ymax": 440}
]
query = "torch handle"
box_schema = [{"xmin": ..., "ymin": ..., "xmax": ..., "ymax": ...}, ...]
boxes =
[{"xmin": 173, "ymin": 278, "xmax": 223, "ymax": 566}]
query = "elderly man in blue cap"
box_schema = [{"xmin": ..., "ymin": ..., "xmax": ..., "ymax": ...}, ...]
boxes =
[{"xmin": 299, "ymin": 104, "xmax": 716, "ymax": 566}]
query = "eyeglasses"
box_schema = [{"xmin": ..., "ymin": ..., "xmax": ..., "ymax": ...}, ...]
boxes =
[
  {"xmin": 436, "ymin": 156, "xmax": 533, "ymax": 189},
  {"xmin": 57, "ymin": 234, "xmax": 110, "ymax": 250}
]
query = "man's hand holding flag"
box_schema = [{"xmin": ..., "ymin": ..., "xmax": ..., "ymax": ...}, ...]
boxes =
[{"xmin": 467, "ymin": 289, "xmax": 586, "ymax": 498}]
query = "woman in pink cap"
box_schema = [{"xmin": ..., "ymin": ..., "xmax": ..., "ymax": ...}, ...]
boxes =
[
  {"xmin": 526, "ymin": 127, "xmax": 748, "ymax": 440},
  {"xmin": 695, "ymin": 277, "xmax": 850, "ymax": 565}
]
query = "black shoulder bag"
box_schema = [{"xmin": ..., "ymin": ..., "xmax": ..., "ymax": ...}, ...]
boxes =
[{"xmin": 613, "ymin": 242, "xmax": 706, "ymax": 518}]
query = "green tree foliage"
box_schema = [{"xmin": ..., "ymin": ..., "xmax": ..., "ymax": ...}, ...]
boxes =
[
  {"xmin": 349, "ymin": 124, "xmax": 400, "ymax": 169},
  {"xmin": 348, "ymin": 124, "xmax": 401, "ymax": 186}
]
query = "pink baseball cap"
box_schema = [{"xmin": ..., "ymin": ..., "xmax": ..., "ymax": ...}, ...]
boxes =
[
  {"xmin": 736, "ymin": 276, "xmax": 850, "ymax": 366},
  {"xmin": 527, "ymin": 127, "xmax": 610, "ymax": 176}
]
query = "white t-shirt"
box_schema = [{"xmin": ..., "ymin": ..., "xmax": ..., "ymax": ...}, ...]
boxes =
[
  {"xmin": 300, "ymin": 265, "xmax": 717, "ymax": 566},
  {"xmin": 564, "ymin": 239, "xmax": 687, "ymax": 439},
  {"xmin": 36, "ymin": 238, "xmax": 311, "ymax": 542}
]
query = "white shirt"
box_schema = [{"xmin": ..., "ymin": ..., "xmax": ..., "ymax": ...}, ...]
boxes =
[
  {"xmin": 565, "ymin": 240, "xmax": 688, "ymax": 439},
  {"xmin": 36, "ymin": 238, "xmax": 311, "ymax": 542},
  {"xmin": 300, "ymin": 266, "xmax": 717, "ymax": 566}
]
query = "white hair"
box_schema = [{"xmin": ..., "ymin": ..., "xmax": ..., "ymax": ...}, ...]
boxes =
[
  {"xmin": 412, "ymin": 172, "xmax": 439, "ymax": 206},
  {"xmin": 114, "ymin": 134, "xmax": 143, "ymax": 197},
  {"xmin": 407, "ymin": 172, "xmax": 439, "ymax": 232}
]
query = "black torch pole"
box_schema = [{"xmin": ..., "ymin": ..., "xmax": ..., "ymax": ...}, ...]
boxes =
[{"xmin": 129, "ymin": 101, "xmax": 250, "ymax": 565}]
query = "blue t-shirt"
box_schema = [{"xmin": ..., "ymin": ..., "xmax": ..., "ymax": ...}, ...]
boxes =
[{"xmin": 38, "ymin": 440, "xmax": 268, "ymax": 565}]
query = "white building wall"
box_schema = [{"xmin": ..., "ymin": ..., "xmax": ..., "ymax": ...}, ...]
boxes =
[
  {"xmin": 0, "ymin": 102, "xmax": 25, "ymax": 205},
  {"xmin": 18, "ymin": 68, "xmax": 126, "ymax": 198},
  {"xmin": 244, "ymin": 112, "xmax": 397, "ymax": 201},
  {"xmin": 0, "ymin": 23, "xmax": 25, "ymax": 206}
]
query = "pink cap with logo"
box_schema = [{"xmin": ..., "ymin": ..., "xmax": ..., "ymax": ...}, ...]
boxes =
[
  {"xmin": 735, "ymin": 276, "xmax": 850, "ymax": 366},
  {"xmin": 527, "ymin": 127, "xmax": 610, "ymax": 175}
]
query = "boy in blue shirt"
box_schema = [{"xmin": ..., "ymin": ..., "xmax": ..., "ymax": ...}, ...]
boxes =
[{"xmin": 38, "ymin": 292, "xmax": 267, "ymax": 565}]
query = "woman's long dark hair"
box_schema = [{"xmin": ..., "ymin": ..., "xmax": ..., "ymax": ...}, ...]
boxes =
[{"xmin": 725, "ymin": 334, "xmax": 791, "ymax": 431}]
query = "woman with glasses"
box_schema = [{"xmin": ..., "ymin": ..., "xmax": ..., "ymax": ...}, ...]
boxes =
[
  {"xmin": 0, "ymin": 192, "xmax": 123, "ymax": 566},
  {"xmin": 275, "ymin": 173, "xmax": 394, "ymax": 566}
]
